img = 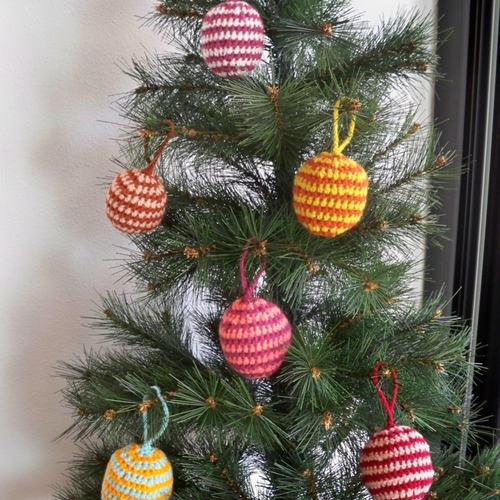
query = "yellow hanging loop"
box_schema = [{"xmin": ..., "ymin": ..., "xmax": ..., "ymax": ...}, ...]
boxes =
[{"xmin": 332, "ymin": 97, "xmax": 358, "ymax": 155}]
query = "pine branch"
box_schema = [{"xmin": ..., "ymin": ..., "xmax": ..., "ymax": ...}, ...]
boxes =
[
  {"xmin": 308, "ymin": 10, "xmax": 437, "ymax": 85},
  {"xmin": 208, "ymin": 453, "xmax": 250, "ymax": 500},
  {"xmin": 368, "ymin": 121, "xmax": 421, "ymax": 166},
  {"xmin": 377, "ymin": 154, "xmax": 448, "ymax": 195},
  {"xmin": 135, "ymin": 82, "xmax": 220, "ymax": 94},
  {"xmin": 302, "ymin": 469, "xmax": 319, "ymax": 500},
  {"xmin": 156, "ymin": 4, "xmax": 204, "ymax": 19}
]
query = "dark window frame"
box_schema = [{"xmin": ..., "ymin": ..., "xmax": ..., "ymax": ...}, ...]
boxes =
[{"xmin": 426, "ymin": 0, "xmax": 500, "ymax": 445}]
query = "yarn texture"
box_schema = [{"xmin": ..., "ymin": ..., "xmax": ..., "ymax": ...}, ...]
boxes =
[
  {"xmin": 101, "ymin": 387, "xmax": 174, "ymax": 500},
  {"xmin": 106, "ymin": 169, "xmax": 167, "ymax": 234},
  {"xmin": 293, "ymin": 151, "xmax": 368, "ymax": 237},
  {"xmin": 359, "ymin": 363, "xmax": 434, "ymax": 500},
  {"xmin": 293, "ymin": 97, "xmax": 368, "ymax": 237},
  {"xmin": 201, "ymin": 0, "xmax": 264, "ymax": 78},
  {"xmin": 105, "ymin": 122, "xmax": 174, "ymax": 234},
  {"xmin": 219, "ymin": 239, "xmax": 292, "ymax": 379},
  {"xmin": 101, "ymin": 444, "xmax": 173, "ymax": 500},
  {"xmin": 360, "ymin": 425, "xmax": 434, "ymax": 500}
]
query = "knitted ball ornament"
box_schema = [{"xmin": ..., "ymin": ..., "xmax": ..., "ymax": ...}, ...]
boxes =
[
  {"xmin": 101, "ymin": 386, "xmax": 174, "ymax": 500},
  {"xmin": 105, "ymin": 123, "xmax": 174, "ymax": 234},
  {"xmin": 201, "ymin": 0, "xmax": 264, "ymax": 78},
  {"xmin": 359, "ymin": 363, "xmax": 434, "ymax": 500},
  {"xmin": 219, "ymin": 239, "xmax": 292, "ymax": 379},
  {"xmin": 293, "ymin": 98, "xmax": 368, "ymax": 237}
]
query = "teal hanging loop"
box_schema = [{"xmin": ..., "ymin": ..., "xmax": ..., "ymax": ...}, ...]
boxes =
[{"xmin": 139, "ymin": 386, "xmax": 170, "ymax": 455}]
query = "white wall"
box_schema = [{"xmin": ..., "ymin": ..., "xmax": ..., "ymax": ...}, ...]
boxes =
[
  {"xmin": 0, "ymin": 2, "xmax": 161, "ymax": 498},
  {"xmin": 0, "ymin": 1, "xmax": 433, "ymax": 498}
]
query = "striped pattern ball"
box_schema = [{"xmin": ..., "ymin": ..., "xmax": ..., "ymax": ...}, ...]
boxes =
[
  {"xmin": 293, "ymin": 151, "xmax": 368, "ymax": 237},
  {"xmin": 101, "ymin": 443, "xmax": 173, "ymax": 500},
  {"xmin": 219, "ymin": 297, "xmax": 292, "ymax": 379},
  {"xmin": 201, "ymin": 0, "xmax": 264, "ymax": 78},
  {"xmin": 106, "ymin": 168, "xmax": 167, "ymax": 234},
  {"xmin": 360, "ymin": 425, "xmax": 434, "ymax": 500}
]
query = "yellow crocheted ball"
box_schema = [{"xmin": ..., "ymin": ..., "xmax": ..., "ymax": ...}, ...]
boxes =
[{"xmin": 293, "ymin": 151, "xmax": 368, "ymax": 237}]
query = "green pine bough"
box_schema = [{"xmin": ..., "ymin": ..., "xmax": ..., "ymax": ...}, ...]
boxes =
[{"xmin": 56, "ymin": 1, "xmax": 500, "ymax": 499}]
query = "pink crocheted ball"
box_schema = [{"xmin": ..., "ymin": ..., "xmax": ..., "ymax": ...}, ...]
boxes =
[
  {"xmin": 201, "ymin": 0, "xmax": 264, "ymax": 78},
  {"xmin": 219, "ymin": 296, "xmax": 292, "ymax": 379},
  {"xmin": 360, "ymin": 424, "xmax": 434, "ymax": 500}
]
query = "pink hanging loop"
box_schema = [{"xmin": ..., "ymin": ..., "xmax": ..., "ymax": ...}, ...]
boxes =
[
  {"xmin": 371, "ymin": 362, "xmax": 398, "ymax": 427},
  {"xmin": 239, "ymin": 237, "xmax": 267, "ymax": 299}
]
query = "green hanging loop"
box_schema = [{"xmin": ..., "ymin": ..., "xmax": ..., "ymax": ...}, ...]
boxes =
[{"xmin": 140, "ymin": 386, "xmax": 170, "ymax": 454}]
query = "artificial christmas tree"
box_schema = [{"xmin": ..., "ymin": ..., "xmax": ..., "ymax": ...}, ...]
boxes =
[{"xmin": 56, "ymin": 1, "xmax": 500, "ymax": 499}]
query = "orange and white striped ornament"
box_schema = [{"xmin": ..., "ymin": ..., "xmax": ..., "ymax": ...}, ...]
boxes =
[
  {"xmin": 360, "ymin": 363, "xmax": 434, "ymax": 500},
  {"xmin": 293, "ymin": 98, "xmax": 368, "ymax": 237},
  {"xmin": 105, "ymin": 122, "xmax": 174, "ymax": 234}
]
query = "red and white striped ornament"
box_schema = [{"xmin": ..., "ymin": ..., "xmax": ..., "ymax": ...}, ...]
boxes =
[
  {"xmin": 201, "ymin": 0, "xmax": 264, "ymax": 78},
  {"xmin": 360, "ymin": 363, "xmax": 434, "ymax": 500},
  {"xmin": 105, "ymin": 123, "xmax": 174, "ymax": 234}
]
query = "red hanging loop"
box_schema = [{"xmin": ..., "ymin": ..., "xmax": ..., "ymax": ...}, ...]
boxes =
[
  {"xmin": 143, "ymin": 120, "xmax": 175, "ymax": 175},
  {"xmin": 239, "ymin": 237, "xmax": 267, "ymax": 299},
  {"xmin": 371, "ymin": 362, "xmax": 398, "ymax": 427}
]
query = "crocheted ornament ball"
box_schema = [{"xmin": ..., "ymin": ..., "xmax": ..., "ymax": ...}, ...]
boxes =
[
  {"xmin": 360, "ymin": 425, "xmax": 434, "ymax": 500},
  {"xmin": 360, "ymin": 363, "xmax": 434, "ymax": 500},
  {"xmin": 105, "ymin": 168, "xmax": 167, "ymax": 234},
  {"xmin": 101, "ymin": 444, "xmax": 173, "ymax": 500},
  {"xmin": 293, "ymin": 151, "xmax": 368, "ymax": 237},
  {"xmin": 219, "ymin": 239, "xmax": 292, "ymax": 379},
  {"xmin": 219, "ymin": 296, "xmax": 292, "ymax": 379},
  {"xmin": 105, "ymin": 123, "xmax": 174, "ymax": 235},
  {"xmin": 201, "ymin": 0, "xmax": 264, "ymax": 78},
  {"xmin": 101, "ymin": 386, "xmax": 174, "ymax": 500}
]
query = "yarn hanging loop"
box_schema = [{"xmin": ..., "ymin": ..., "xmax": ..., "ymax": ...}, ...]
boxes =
[
  {"xmin": 140, "ymin": 386, "xmax": 170, "ymax": 454},
  {"xmin": 371, "ymin": 362, "xmax": 398, "ymax": 427},
  {"xmin": 332, "ymin": 97, "xmax": 357, "ymax": 155},
  {"xmin": 239, "ymin": 237, "xmax": 267, "ymax": 299},
  {"xmin": 143, "ymin": 120, "xmax": 175, "ymax": 175}
]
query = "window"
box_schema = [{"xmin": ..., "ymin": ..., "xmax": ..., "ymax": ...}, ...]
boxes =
[{"xmin": 426, "ymin": 0, "xmax": 500, "ymax": 443}]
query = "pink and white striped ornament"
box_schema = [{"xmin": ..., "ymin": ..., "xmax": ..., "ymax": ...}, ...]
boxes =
[
  {"xmin": 201, "ymin": 0, "xmax": 264, "ymax": 78},
  {"xmin": 360, "ymin": 363, "xmax": 434, "ymax": 500},
  {"xmin": 219, "ymin": 239, "xmax": 292, "ymax": 379}
]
